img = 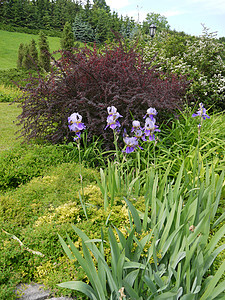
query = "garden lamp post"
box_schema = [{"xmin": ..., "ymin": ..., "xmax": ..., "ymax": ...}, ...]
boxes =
[{"xmin": 149, "ymin": 24, "xmax": 157, "ymax": 37}]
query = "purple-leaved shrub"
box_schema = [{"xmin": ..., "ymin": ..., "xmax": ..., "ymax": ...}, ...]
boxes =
[{"xmin": 17, "ymin": 41, "xmax": 190, "ymax": 146}]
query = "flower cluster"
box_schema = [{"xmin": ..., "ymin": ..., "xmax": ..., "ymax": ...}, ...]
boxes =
[
  {"xmin": 68, "ymin": 112, "xmax": 86, "ymax": 140},
  {"xmin": 105, "ymin": 106, "xmax": 122, "ymax": 130},
  {"xmin": 101, "ymin": 106, "xmax": 160, "ymax": 154}
]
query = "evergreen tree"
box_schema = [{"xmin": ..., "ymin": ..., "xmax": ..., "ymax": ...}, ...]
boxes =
[
  {"xmin": 72, "ymin": 15, "xmax": 95, "ymax": 42},
  {"xmin": 61, "ymin": 21, "xmax": 74, "ymax": 51},
  {"xmin": 22, "ymin": 44, "xmax": 33, "ymax": 69},
  {"xmin": 17, "ymin": 42, "xmax": 25, "ymax": 68},
  {"xmin": 38, "ymin": 31, "xmax": 50, "ymax": 72},
  {"xmin": 93, "ymin": 0, "xmax": 110, "ymax": 13},
  {"xmin": 94, "ymin": 9, "xmax": 111, "ymax": 42},
  {"xmin": 29, "ymin": 39, "xmax": 39, "ymax": 68}
]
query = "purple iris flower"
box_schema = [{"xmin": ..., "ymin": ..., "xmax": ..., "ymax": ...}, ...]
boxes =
[
  {"xmin": 105, "ymin": 106, "xmax": 122, "ymax": 130},
  {"xmin": 144, "ymin": 117, "xmax": 160, "ymax": 141},
  {"xmin": 68, "ymin": 112, "xmax": 86, "ymax": 140},
  {"xmin": 144, "ymin": 107, "xmax": 158, "ymax": 122},
  {"xmin": 131, "ymin": 120, "xmax": 146, "ymax": 141},
  {"xmin": 131, "ymin": 120, "xmax": 142, "ymax": 132},
  {"xmin": 192, "ymin": 103, "xmax": 210, "ymax": 120},
  {"xmin": 123, "ymin": 136, "xmax": 142, "ymax": 153}
]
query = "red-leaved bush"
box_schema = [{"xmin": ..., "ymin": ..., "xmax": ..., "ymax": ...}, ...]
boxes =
[{"xmin": 17, "ymin": 41, "xmax": 190, "ymax": 146}]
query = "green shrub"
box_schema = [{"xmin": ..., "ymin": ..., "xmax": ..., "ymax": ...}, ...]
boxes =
[{"xmin": 143, "ymin": 27, "xmax": 225, "ymax": 111}]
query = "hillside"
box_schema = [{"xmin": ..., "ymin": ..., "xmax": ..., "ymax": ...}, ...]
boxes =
[{"xmin": 0, "ymin": 30, "xmax": 61, "ymax": 70}]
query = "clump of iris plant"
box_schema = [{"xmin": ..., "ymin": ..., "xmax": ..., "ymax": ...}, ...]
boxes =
[{"xmin": 68, "ymin": 112, "xmax": 86, "ymax": 141}]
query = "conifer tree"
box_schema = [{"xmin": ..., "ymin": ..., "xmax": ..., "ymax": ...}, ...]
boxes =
[
  {"xmin": 73, "ymin": 15, "xmax": 95, "ymax": 42},
  {"xmin": 29, "ymin": 39, "xmax": 39, "ymax": 68},
  {"xmin": 38, "ymin": 30, "xmax": 50, "ymax": 72},
  {"xmin": 17, "ymin": 42, "xmax": 25, "ymax": 68},
  {"xmin": 22, "ymin": 44, "xmax": 33, "ymax": 69},
  {"xmin": 61, "ymin": 22, "xmax": 74, "ymax": 51}
]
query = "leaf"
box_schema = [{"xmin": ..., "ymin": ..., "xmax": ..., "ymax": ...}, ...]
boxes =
[
  {"xmin": 200, "ymin": 260, "xmax": 225, "ymax": 300},
  {"xmin": 205, "ymin": 223, "xmax": 225, "ymax": 255},
  {"xmin": 124, "ymin": 198, "xmax": 142, "ymax": 233},
  {"xmin": 58, "ymin": 234, "xmax": 75, "ymax": 261},
  {"xmin": 58, "ymin": 281, "xmax": 98, "ymax": 299},
  {"xmin": 123, "ymin": 269, "xmax": 139, "ymax": 287}
]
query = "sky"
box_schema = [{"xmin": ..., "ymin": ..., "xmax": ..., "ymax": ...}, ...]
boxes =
[{"xmin": 105, "ymin": 0, "xmax": 225, "ymax": 38}]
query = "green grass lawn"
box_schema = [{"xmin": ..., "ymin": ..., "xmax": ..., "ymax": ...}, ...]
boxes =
[
  {"xmin": 0, "ymin": 30, "xmax": 61, "ymax": 70},
  {"xmin": 0, "ymin": 102, "xmax": 21, "ymax": 151}
]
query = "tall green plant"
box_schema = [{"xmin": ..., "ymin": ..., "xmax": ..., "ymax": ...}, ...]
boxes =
[
  {"xmin": 58, "ymin": 164, "xmax": 225, "ymax": 299},
  {"xmin": 38, "ymin": 30, "xmax": 50, "ymax": 72}
]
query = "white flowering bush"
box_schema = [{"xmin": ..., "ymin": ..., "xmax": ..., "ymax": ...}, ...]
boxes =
[{"xmin": 143, "ymin": 26, "xmax": 225, "ymax": 110}]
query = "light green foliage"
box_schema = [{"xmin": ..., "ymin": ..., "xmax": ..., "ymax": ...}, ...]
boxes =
[
  {"xmin": 60, "ymin": 22, "xmax": 74, "ymax": 51},
  {"xmin": 143, "ymin": 26, "xmax": 225, "ymax": 110},
  {"xmin": 0, "ymin": 85, "xmax": 22, "ymax": 103}
]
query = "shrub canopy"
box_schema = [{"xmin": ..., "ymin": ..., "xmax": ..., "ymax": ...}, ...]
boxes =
[{"xmin": 17, "ymin": 42, "xmax": 189, "ymax": 145}]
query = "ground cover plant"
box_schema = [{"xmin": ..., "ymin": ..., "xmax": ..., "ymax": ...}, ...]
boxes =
[{"xmin": 0, "ymin": 99, "xmax": 224, "ymax": 299}]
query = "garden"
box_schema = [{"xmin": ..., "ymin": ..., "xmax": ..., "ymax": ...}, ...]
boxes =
[{"xmin": 0, "ymin": 28, "xmax": 225, "ymax": 299}]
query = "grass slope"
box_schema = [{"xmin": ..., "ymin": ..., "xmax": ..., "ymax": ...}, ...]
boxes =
[
  {"xmin": 0, "ymin": 102, "xmax": 21, "ymax": 151},
  {"xmin": 0, "ymin": 30, "xmax": 61, "ymax": 70}
]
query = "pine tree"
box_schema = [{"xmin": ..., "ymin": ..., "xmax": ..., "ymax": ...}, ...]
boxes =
[
  {"xmin": 38, "ymin": 30, "xmax": 50, "ymax": 72},
  {"xmin": 61, "ymin": 22, "xmax": 74, "ymax": 51},
  {"xmin": 29, "ymin": 39, "xmax": 39, "ymax": 68},
  {"xmin": 17, "ymin": 43, "xmax": 25, "ymax": 68}
]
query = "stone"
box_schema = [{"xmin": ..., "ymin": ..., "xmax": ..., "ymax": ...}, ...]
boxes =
[
  {"xmin": 15, "ymin": 283, "xmax": 50, "ymax": 300},
  {"xmin": 15, "ymin": 283, "xmax": 75, "ymax": 300}
]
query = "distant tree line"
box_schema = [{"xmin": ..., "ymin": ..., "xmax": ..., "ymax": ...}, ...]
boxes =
[{"xmin": 0, "ymin": 0, "xmax": 138, "ymax": 42}]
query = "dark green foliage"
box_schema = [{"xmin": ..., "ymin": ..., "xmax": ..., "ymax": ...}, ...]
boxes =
[
  {"xmin": 17, "ymin": 42, "xmax": 24, "ymax": 68},
  {"xmin": 60, "ymin": 22, "xmax": 74, "ymax": 51},
  {"xmin": 38, "ymin": 30, "xmax": 50, "ymax": 72},
  {"xmin": 29, "ymin": 39, "xmax": 39, "ymax": 67}
]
